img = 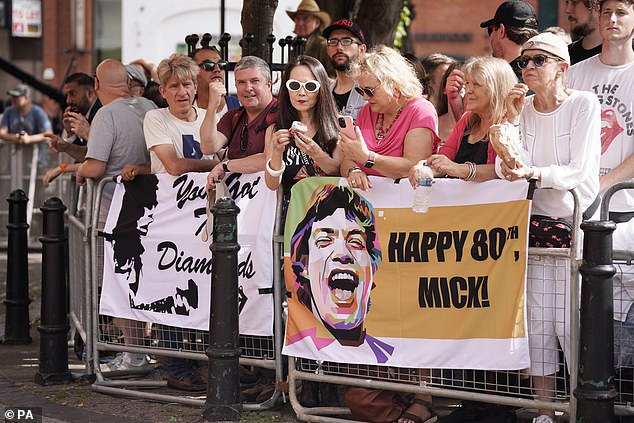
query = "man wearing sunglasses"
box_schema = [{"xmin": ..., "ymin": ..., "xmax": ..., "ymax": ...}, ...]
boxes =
[
  {"xmin": 323, "ymin": 19, "xmax": 367, "ymax": 121},
  {"xmin": 201, "ymin": 56, "xmax": 278, "ymax": 186},
  {"xmin": 446, "ymin": 1, "xmax": 538, "ymax": 120},
  {"xmin": 192, "ymin": 46, "xmax": 240, "ymax": 118}
]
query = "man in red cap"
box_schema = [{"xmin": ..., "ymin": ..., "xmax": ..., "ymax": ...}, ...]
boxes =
[{"xmin": 323, "ymin": 19, "xmax": 367, "ymax": 120}]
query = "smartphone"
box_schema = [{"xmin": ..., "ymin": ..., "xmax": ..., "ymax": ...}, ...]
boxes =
[{"xmin": 338, "ymin": 115, "xmax": 356, "ymax": 140}]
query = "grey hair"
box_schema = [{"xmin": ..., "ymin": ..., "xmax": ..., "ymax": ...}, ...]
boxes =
[
  {"xmin": 234, "ymin": 56, "xmax": 272, "ymax": 83},
  {"xmin": 157, "ymin": 53, "xmax": 199, "ymax": 88}
]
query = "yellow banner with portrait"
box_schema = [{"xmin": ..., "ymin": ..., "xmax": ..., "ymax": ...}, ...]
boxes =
[{"xmin": 282, "ymin": 176, "xmax": 530, "ymax": 369}]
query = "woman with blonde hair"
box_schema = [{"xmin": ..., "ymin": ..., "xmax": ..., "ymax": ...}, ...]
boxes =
[
  {"xmin": 338, "ymin": 45, "xmax": 439, "ymax": 191},
  {"xmin": 410, "ymin": 56, "xmax": 517, "ymax": 182}
]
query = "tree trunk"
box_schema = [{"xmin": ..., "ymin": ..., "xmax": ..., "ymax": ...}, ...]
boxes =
[
  {"xmin": 240, "ymin": 0, "xmax": 279, "ymax": 61},
  {"xmin": 316, "ymin": 0, "xmax": 355, "ymax": 21},
  {"xmin": 356, "ymin": 0, "xmax": 404, "ymax": 48}
]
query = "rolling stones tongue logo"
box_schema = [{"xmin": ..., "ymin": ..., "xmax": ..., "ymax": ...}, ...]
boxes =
[{"xmin": 601, "ymin": 109, "xmax": 623, "ymax": 154}]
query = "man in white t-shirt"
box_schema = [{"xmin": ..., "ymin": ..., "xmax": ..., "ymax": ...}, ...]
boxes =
[
  {"xmin": 143, "ymin": 53, "xmax": 218, "ymax": 175},
  {"xmin": 567, "ymin": 0, "xmax": 634, "ymax": 381}
]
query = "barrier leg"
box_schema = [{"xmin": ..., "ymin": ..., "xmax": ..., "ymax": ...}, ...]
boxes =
[
  {"xmin": 35, "ymin": 197, "xmax": 72, "ymax": 385},
  {"xmin": 203, "ymin": 197, "xmax": 242, "ymax": 421},
  {"xmin": 574, "ymin": 220, "xmax": 617, "ymax": 421},
  {"xmin": 3, "ymin": 189, "xmax": 32, "ymax": 344}
]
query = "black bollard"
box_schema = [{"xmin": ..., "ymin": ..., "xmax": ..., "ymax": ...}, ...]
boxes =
[
  {"xmin": 34, "ymin": 197, "xmax": 72, "ymax": 385},
  {"xmin": 574, "ymin": 220, "xmax": 617, "ymax": 422},
  {"xmin": 3, "ymin": 189, "xmax": 32, "ymax": 344},
  {"xmin": 203, "ymin": 197, "xmax": 241, "ymax": 422}
]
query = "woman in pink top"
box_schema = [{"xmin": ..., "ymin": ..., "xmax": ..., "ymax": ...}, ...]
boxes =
[{"xmin": 338, "ymin": 45, "xmax": 439, "ymax": 191}]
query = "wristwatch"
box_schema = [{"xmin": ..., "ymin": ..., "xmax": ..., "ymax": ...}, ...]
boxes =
[
  {"xmin": 364, "ymin": 151, "xmax": 376, "ymax": 168},
  {"xmin": 222, "ymin": 159, "xmax": 230, "ymax": 173}
]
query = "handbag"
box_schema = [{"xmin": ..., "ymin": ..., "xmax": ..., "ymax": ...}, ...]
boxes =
[
  {"xmin": 529, "ymin": 215, "xmax": 572, "ymax": 248},
  {"xmin": 344, "ymin": 387, "xmax": 410, "ymax": 423}
]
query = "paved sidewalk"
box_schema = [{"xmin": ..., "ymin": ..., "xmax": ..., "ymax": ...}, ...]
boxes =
[{"xmin": 0, "ymin": 253, "xmax": 299, "ymax": 423}]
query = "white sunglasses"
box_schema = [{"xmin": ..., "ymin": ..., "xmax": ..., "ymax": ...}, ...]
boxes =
[{"xmin": 286, "ymin": 79, "xmax": 321, "ymax": 93}]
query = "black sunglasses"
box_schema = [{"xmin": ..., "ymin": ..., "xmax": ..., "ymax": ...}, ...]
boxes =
[
  {"xmin": 517, "ymin": 54, "xmax": 560, "ymax": 69},
  {"xmin": 198, "ymin": 60, "xmax": 227, "ymax": 71},
  {"xmin": 240, "ymin": 123, "xmax": 248, "ymax": 151},
  {"xmin": 354, "ymin": 85, "xmax": 380, "ymax": 98}
]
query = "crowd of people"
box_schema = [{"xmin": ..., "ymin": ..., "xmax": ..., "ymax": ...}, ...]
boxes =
[{"xmin": 2, "ymin": 0, "xmax": 634, "ymax": 421}]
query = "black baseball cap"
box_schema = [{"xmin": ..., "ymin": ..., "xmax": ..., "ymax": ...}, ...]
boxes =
[
  {"xmin": 480, "ymin": 0, "xmax": 538, "ymax": 29},
  {"xmin": 323, "ymin": 19, "xmax": 366, "ymax": 44}
]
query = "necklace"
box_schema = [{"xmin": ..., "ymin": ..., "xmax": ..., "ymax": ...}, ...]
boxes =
[{"xmin": 375, "ymin": 105, "xmax": 405, "ymax": 143}]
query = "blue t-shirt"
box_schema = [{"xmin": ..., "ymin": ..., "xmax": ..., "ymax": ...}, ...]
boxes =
[{"xmin": 0, "ymin": 104, "xmax": 52, "ymax": 135}]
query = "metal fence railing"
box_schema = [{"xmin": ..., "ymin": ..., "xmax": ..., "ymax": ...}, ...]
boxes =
[
  {"xmin": 286, "ymin": 188, "xmax": 584, "ymax": 422},
  {"xmin": 601, "ymin": 181, "xmax": 634, "ymax": 418},
  {"xmin": 88, "ymin": 177, "xmax": 286, "ymax": 410}
]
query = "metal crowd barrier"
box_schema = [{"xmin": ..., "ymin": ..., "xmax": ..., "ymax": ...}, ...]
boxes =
[
  {"xmin": 0, "ymin": 142, "xmax": 53, "ymax": 249},
  {"xmin": 600, "ymin": 181, "xmax": 634, "ymax": 418},
  {"xmin": 286, "ymin": 187, "xmax": 584, "ymax": 423},
  {"xmin": 88, "ymin": 177, "xmax": 286, "ymax": 410},
  {"xmin": 65, "ymin": 178, "xmax": 94, "ymax": 374}
]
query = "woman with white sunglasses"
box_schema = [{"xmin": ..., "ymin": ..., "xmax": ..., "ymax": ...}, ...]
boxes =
[
  {"xmin": 264, "ymin": 55, "xmax": 342, "ymax": 199},
  {"xmin": 338, "ymin": 45, "xmax": 439, "ymax": 191}
]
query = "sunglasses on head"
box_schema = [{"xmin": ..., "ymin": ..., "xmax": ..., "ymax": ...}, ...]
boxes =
[
  {"xmin": 517, "ymin": 54, "xmax": 560, "ymax": 69},
  {"xmin": 286, "ymin": 79, "xmax": 320, "ymax": 93},
  {"xmin": 198, "ymin": 60, "xmax": 227, "ymax": 71},
  {"xmin": 354, "ymin": 85, "xmax": 380, "ymax": 98}
]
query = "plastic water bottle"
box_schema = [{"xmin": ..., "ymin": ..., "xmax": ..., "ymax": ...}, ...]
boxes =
[{"xmin": 412, "ymin": 162, "xmax": 434, "ymax": 213}]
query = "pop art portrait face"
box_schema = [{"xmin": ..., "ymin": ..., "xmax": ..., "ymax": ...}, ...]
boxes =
[
  {"xmin": 291, "ymin": 184, "xmax": 381, "ymax": 346},
  {"xmin": 307, "ymin": 208, "xmax": 373, "ymax": 331}
]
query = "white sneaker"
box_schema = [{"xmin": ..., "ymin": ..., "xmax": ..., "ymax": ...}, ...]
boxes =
[
  {"xmin": 100, "ymin": 353, "xmax": 149, "ymax": 373},
  {"xmin": 533, "ymin": 416, "xmax": 556, "ymax": 423}
]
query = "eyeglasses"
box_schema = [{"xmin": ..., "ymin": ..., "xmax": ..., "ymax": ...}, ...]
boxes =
[
  {"xmin": 198, "ymin": 60, "xmax": 227, "ymax": 71},
  {"xmin": 354, "ymin": 85, "xmax": 380, "ymax": 98},
  {"xmin": 517, "ymin": 54, "xmax": 561, "ymax": 69},
  {"xmin": 327, "ymin": 37, "xmax": 359, "ymax": 47},
  {"xmin": 487, "ymin": 25, "xmax": 495, "ymax": 36},
  {"xmin": 240, "ymin": 123, "xmax": 248, "ymax": 151},
  {"xmin": 286, "ymin": 79, "xmax": 321, "ymax": 93}
]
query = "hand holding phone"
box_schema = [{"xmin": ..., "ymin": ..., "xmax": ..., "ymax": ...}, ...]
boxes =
[{"xmin": 338, "ymin": 115, "xmax": 355, "ymax": 140}]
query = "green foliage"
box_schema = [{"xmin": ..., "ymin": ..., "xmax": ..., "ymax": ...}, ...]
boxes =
[{"xmin": 394, "ymin": 1, "xmax": 411, "ymax": 51}]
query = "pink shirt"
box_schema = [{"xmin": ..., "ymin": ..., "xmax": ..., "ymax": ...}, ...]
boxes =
[
  {"xmin": 356, "ymin": 97, "xmax": 439, "ymax": 176},
  {"xmin": 439, "ymin": 112, "xmax": 497, "ymax": 164}
]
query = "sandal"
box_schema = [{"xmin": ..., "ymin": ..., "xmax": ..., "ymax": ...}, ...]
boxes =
[{"xmin": 397, "ymin": 397, "xmax": 438, "ymax": 423}]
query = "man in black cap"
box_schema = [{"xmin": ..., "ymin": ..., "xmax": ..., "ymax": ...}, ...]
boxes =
[
  {"xmin": 447, "ymin": 0, "xmax": 539, "ymax": 120},
  {"xmin": 479, "ymin": 0, "xmax": 539, "ymax": 77},
  {"xmin": 323, "ymin": 19, "xmax": 367, "ymax": 120},
  {"xmin": 0, "ymin": 83, "xmax": 52, "ymax": 145}
]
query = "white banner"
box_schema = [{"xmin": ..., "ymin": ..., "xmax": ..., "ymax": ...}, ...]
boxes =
[{"xmin": 99, "ymin": 172, "xmax": 276, "ymax": 336}]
